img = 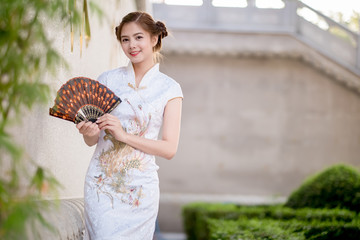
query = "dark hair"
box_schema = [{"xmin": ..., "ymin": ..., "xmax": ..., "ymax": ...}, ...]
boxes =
[{"xmin": 115, "ymin": 12, "xmax": 168, "ymax": 54}]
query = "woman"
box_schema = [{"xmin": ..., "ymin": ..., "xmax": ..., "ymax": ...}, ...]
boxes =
[{"xmin": 76, "ymin": 11, "xmax": 183, "ymax": 239}]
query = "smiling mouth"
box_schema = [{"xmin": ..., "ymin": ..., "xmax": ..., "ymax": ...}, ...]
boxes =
[{"xmin": 130, "ymin": 51, "xmax": 140, "ymax": 57}]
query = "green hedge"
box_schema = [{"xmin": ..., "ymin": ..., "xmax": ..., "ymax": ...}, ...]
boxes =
[
  {"xmin": 285, "ymin": 164, "xmax": 360, "ymax": 212},
  {"xmin": 182, "ymin": 202, "xmax": 238, "ymax": 240},
  {"xmin": 208, "ymin": 218, "xmax": 305, "ymax": 240},
  {"xmin": 208, "ymin": 218, "xmax": 360, "ymax": 240},
  {"xmin": 182, "ymin": 203, "xmax": 358, "ymax": 240},
  {"xmin": 182, "ymin": 164, "xmax": 360, "ymax": 239}
]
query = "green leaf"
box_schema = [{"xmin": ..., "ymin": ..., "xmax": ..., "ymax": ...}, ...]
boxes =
[
  {"xmin": 0, "ymin": 133, "xmax": 23, "ymax": 160},
  {"xmin": 84, "ymin": 0, "xmax": 91, "ymax": 38}
]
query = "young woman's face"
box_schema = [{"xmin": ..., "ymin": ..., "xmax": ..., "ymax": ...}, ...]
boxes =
[{"xmin": 120, "ymin": 22, "xmax": 157, "ymax": 65}]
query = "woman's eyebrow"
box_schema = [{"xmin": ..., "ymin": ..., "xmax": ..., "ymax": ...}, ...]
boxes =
[{"xmin": 121, "ymin": 32, "xmax": 144, "ymax": 39}]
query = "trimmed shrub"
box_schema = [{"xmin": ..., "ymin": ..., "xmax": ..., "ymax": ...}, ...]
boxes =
[
  {"xmin": 304, "ymin": 224, "xmax": 360, "ymax": 240},
  {"xmin": 183, "ymin": 164, "xmax": 360, "ymax": 239},
  {"xmin": 208, "ymin": 218, "xmax": 360, "ymax": 240},
  {"xmin": 182, "ymin": 202, "xmax": 238, "ymax": 240},
  {"xmin": 285, "ymin": 164, "xmax": 360, "ymax": 212},
  {"xmin": 182, "ymin": 202, "xmax": 357, "ymax": 240},
  {"xmin": 208, "ymin": 218, "xmax": 305, "ymax": 240}
]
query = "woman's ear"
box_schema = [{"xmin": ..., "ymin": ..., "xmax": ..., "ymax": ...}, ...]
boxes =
[{"xmin": 152, "ymin": 35, "xmax": 158, "ymax": 47}]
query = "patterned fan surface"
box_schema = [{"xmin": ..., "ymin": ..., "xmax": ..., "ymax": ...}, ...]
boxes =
[{"xmin": 49, "ymin": 77, "xmax": 121, "ymax": 124}]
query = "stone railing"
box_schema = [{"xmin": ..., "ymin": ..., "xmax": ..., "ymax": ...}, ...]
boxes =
[
  {"xmin": 153, "ymin": 0, "xmax": 360, "ymax": 76},
  {"xmin": 35, "ymin": 198, "xmax": 85, "ymax": 240}
]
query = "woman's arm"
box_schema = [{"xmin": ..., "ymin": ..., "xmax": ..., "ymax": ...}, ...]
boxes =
[
  {"xmin": 96, "ymin": 97, "xmax": 183, "ymax": 160},
  {"xmin": 76, "ymin": 121, "xmax": 100, "ymax": 146}
]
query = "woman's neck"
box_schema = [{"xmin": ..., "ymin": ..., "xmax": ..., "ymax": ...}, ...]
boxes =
[{"xmin": 132, "ymin": 59, "xmax": 155, "ymax": 88}]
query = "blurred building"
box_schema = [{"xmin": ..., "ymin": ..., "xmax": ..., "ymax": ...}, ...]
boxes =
[{"xmin": 153, "ymin": 0, "xmax": 360, "ymax": 232}]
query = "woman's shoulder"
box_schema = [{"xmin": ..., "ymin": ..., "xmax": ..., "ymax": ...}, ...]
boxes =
[
  {"xmin": 97, "ymin": 67, "xmax": 127, "ymax": 85},
  {"xmin": 157, "ymin": 71, "xmax": 181, "ymax": 89},
  {"xmin": 97, "ymin": 67, "xmax": 126, "ymax": 80},
  {"xmin": 156, "ymin": 71, "xmax": 183, "ymax": 100}
]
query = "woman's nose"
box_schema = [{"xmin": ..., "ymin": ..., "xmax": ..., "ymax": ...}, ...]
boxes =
[{"xmin": 129, "ymin": 40, "xmax": 135, "ymax": 49}]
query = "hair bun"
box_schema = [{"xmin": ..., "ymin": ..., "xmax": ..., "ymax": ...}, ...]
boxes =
[
  {"xmin": 156, "ymin": 21, "xmax": 168, "ymax": 39},
  {"xmin": 115, "ymin": 26, "xmax": 119, "ymax": 36}
]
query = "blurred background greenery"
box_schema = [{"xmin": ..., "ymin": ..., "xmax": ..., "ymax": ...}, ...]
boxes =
[{"xmin": 0, "ymin": 0, "xmax": 100, "ymax": 239}]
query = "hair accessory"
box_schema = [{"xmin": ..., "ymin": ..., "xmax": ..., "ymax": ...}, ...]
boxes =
[
  {"xmin": 49, "ymin": 77, "xmax": 121, "ymax": 123},
  {"xmin": 156, "ymin": 21, "xmax": 168, "ymax": 38}
]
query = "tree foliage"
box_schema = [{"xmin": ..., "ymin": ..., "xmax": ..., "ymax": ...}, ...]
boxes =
[
  {"xmin": 0, "ymin": 0, "xmax": 100, "ymax": 239},
  {"xmin": 328, "ymin": 11, "xmax": 360, "ymax": 45}
]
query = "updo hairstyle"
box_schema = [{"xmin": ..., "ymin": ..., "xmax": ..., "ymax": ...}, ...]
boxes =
[{"xmin": 115, "ymin": 12, "xmax": 168, "ymax": 54}]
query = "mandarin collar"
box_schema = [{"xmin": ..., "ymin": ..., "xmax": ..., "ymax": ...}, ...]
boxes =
[{"xmin": 126, "ymin": 62, "xmax": 159, "ymax": 90}]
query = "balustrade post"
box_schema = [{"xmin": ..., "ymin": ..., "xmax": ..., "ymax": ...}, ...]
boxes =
[
  {"xmin": 357, "ymin": 34, "xmax": 360, "ymax": 69},
  {"xmin": 284, "ymin": 0, "xmax": 299, "ymax": 33},
  {"xmin": 201, "ymin": 0, "xmax": 215, "ymax": 24},
  {"xmin": 203, "ymin": 0, "xmax": 212, "ymax": 7},
  {"xmin": 247, "ymin": 0, "xmax": 256, "ymax": 8},
  {"xmin": 357, "ymin": 19, "xmax": 360, "ymax": 70}
]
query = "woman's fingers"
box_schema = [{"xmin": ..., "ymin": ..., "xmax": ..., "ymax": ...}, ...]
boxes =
[
  {"xmin": 97, "ymin": 113, "xmax": 117, "ymax": 122},
  {"xmin": 77, "ymin": 121, "xmax": 89, "ymax": 133},
  {"xmin": 88, "ymin": 123, "xmax": 100, "ymax": 135},
  {"xmin": 77, "ymin": 121, "xmax": 99, "ymax": 135},
  {"xmin": 76, "ymin": 114, "xmax": 122, "ymax": 140},
  {"xmin": 76, "ymin": 121, "xmax": 85, "ymax": 130},
  {"xmin": 81, "ymin": 121, "xmax": 91, "ymax": 132},
  {"xmin": 97, "ymin": 114, "xmax": 120, "ymax": 129},
  {"xmin": 97, "ymin": 120, "xmax": 114, "ymax": 129}
]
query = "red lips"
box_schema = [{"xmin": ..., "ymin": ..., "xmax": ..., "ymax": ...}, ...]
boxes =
[{"xmin": 130, "ymin": 51, "xmax": 140, "ymax": 57}]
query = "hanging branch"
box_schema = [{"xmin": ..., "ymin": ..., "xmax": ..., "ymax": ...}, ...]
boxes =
[
  {"xmin": 84, "ymin": 0, "xmax": 91, "ymax": 45},
  {"xmin": 69, "ymin": 0, "xmax": 75, "ymax": 52},
  {"xmin": 69, "ymin": 0, "xmax": 91, "ymax": 56}
]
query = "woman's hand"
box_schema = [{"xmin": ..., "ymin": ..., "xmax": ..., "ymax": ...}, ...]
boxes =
[
  {"xmin": 96, "ymin": 114, "xmax": 127, "ymax": 142},
  {"xmin": 76, "ymin": 121, "xmax": 100, "ymax": 137},
  {"xmin": 76, "ymin": 121, "xmax": 100, "ymax": 146}
]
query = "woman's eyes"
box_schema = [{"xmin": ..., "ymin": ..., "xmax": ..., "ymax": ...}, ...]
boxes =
[{"xmin": 121, "ymin": 36, "xmax": 143, "ymax": 42}]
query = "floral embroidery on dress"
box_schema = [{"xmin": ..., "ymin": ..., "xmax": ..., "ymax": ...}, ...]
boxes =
[{"xmin": 93, "ymin": 99, "xmax": 151, "ymax": 208}]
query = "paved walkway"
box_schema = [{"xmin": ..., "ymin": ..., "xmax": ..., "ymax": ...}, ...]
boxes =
[
  {"xmin": 162, "ymin": 233, "xmax": 186, "ymax": 240},
  {"xmin": 154, "ymin": 232, "xmax": 186, "ymax": 240}
]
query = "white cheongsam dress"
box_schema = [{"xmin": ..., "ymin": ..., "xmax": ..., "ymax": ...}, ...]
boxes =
[{"xmin": 83, "ymin": 63, "xmax": 183, "ymax": 240}]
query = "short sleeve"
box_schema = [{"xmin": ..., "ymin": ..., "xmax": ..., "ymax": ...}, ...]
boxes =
[
  {"xmin": 97, "ymin": 71, "xmax": 108, "ymax": 86},
  {"xmin": 165, "ymin": 82, "xmax": 183, "ymax": 103}
]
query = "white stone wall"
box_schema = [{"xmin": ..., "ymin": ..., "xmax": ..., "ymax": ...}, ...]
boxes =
[
  {"xmin": 15, "ymin": 0, "xmax": 137, "ymax": 199},
  {"xmin": 159, "ymin": 54, "xmax": 360, "ymax": 196},
  {"xmin": 156, "ymin": 30, "xmax": 360, "ymax": 232},
  {"xmin": 157, "ymin": 30, "xmax": 360, "ymax": 198}
]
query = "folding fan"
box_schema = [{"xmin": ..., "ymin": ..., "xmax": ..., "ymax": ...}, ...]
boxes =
[{"xmin": 49, "ymin": 77, "xmax": 121, "ymax": 124}]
